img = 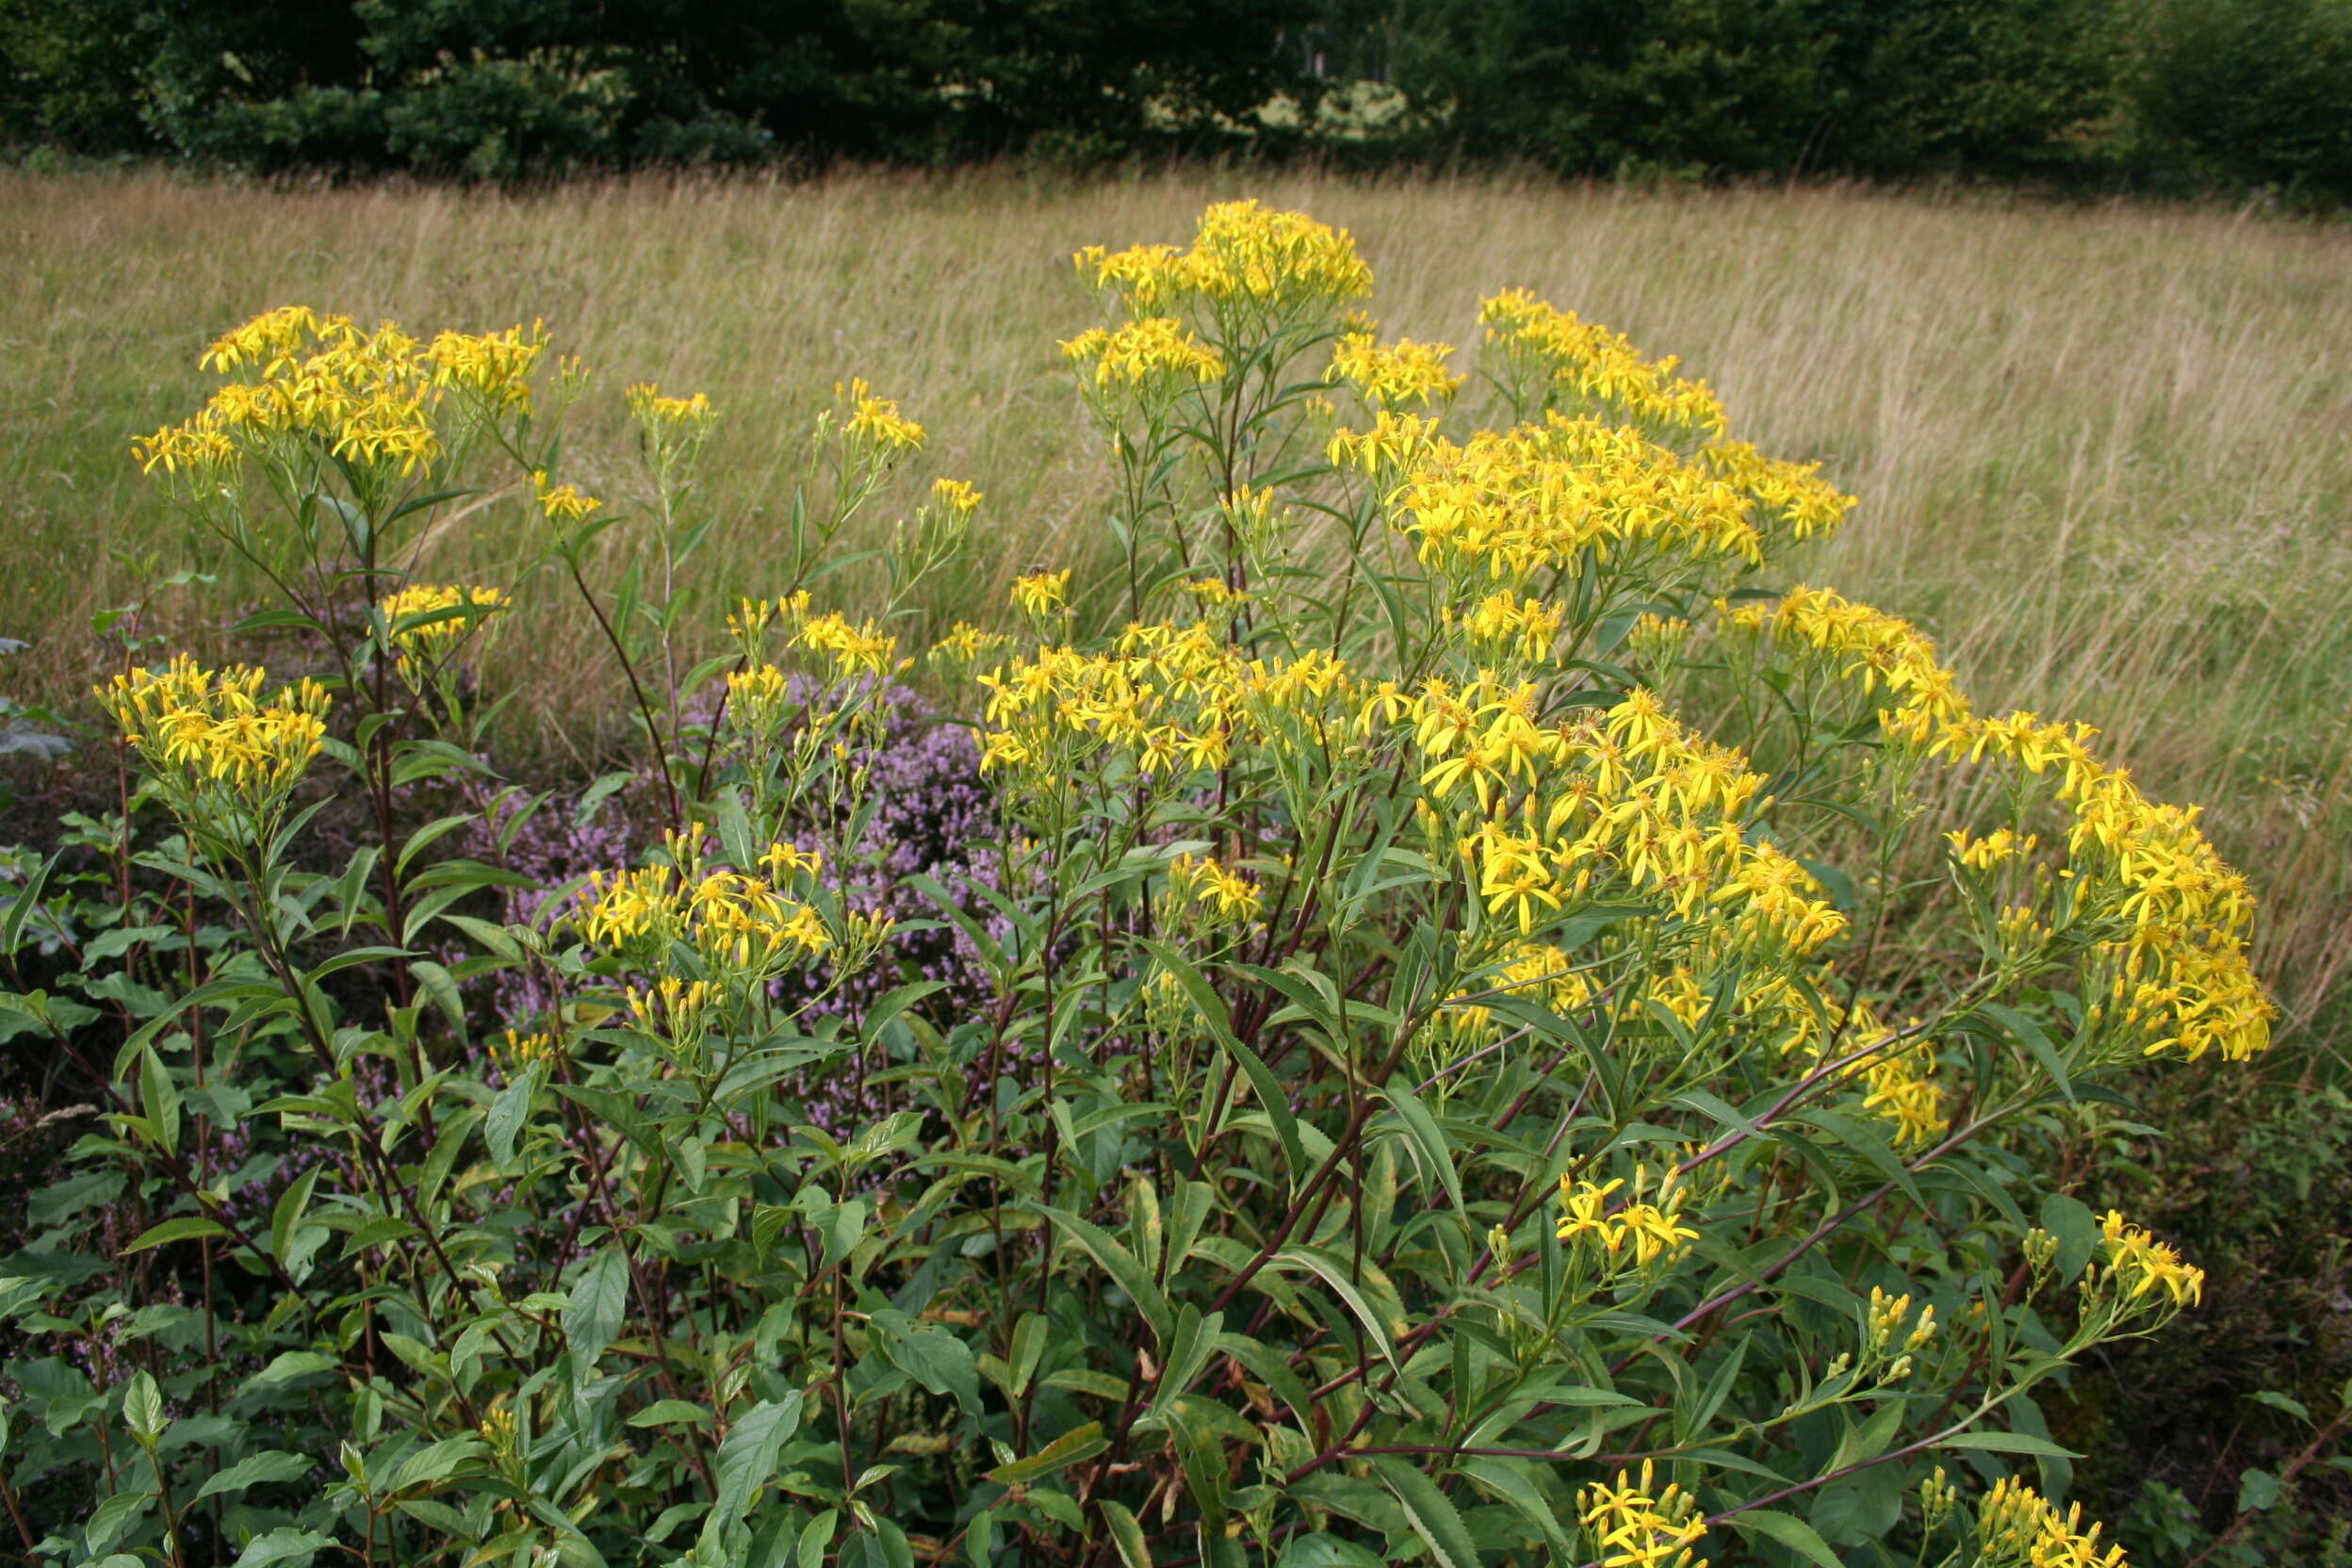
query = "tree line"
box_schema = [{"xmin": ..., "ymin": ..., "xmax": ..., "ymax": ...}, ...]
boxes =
[{"xmin": 3, "ymin": 0, "xmax": 2348, "ymax": 203}]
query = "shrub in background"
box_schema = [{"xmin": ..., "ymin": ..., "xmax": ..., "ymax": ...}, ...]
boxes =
[{"xmin": 0, "ymin": 200, "xmax": 2288, "ymax": 1566}]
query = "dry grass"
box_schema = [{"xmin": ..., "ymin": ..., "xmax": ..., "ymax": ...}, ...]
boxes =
[{"xmin": 5, "ymin": 165, "xmax": 2349, "ymax": 1024}]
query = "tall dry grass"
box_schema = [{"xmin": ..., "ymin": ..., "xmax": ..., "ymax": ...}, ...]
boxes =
[{"xmin": 4, "ymin": 166, "xmax": 2348, "ymax": 1023}]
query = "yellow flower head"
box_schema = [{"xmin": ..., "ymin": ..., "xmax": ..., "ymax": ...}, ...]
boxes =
[
  {"xmin": 840, "ymin": 377, "xmax": 925, "ymax": 451},
  {"xmin": 1168, "ymin": 851, "xmax": 1263, "ymax": 924},
  {"xmin": 534, "ymin": 470, "xmax": 601, "ymax": 526},
  {"xmin": 1011, "ymin": 570, "xmax": 1071, "ymax": 617},
  {"xmin": 378, "ymin": 582, "xmax": 510, "ymax": 676},
  {"xmin": 1060, "ymin": 318, "xmax": 1225, "ymax": 388},
  {"xmin": 931, "ymin": 477, "xmax": 984, "ymax": 516},
  {"xmin": 2097, "ymin": 1210, "xmax": 2205, "ymax": 1310},
  {"xmin": 1331, "ymin": 331, "xmax": 1465, "ymax": 409},
  {"xmin": 96, "ymin": 655, "xmax": 331, "ymax": 815}
]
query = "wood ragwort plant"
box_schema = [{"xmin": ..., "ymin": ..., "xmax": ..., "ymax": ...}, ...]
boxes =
[{"xmin": 0, "ymin": 202, "xmax": 2278, "ymax": 1568}]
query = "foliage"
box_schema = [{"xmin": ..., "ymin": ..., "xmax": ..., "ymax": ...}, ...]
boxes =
[
  {"xmin": 0, "ymin": 0, "xmax": 1320, "ymax": 178},
  {"xmin": 2118, "ymin": 0, "xmax": 2352, "ymax": 204},
  {"xmin": 0, "ymin": 199, "xmax": 2286, "ymax": 1566},
  {"xmin": 10, "ymin": 0, "xmax": 2352, "ymax": 199}
]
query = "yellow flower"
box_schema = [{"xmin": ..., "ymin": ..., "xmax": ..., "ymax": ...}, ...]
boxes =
[
  {"xmin": 626, "ymin": 382, "xmax": 716, "ymax": 429},
  {"xmin": 1075, "ymin": 200, "xmax": 1372, "ymax": 315},
  {"xmin": 2097, "ymin": 1210, "xmax": 2204, "ymax": 1309},
  {"xmin": 1011, "ymin": 570, "xmax": 1071, "ymax": 617},
  {"xmin": 1576, "ymin": 1461, "xmax": 1709, "ymax": 1568},
  {"xmin": 931, "ymin": 477, "xmax": 984, "ymax": 515},
  {"xmin": 1059, "ymin": 318, "xmax": 1225, "ymax": 388},
  {"xmin": 1480, "ymin": 287, "xmax": 1726, "ymax": 436},
  {"xmin": 377, "ymin": 582, "xmax": 509, "ymax": 677},
  {"xmin": 1168, "ymin": 852, "xmax": 1262, "ymax": 924},
  {"xmin": 1331, "ymin": 331, "xmax": 1464, "ymax": 409},
  {"xmin": 840, "ymin": 377, "xmax": 924, "ymax": 451},
  {"xmin": 96, "ymin": 656, "xmax": 330, "ymax": 813},
  {"xmin": 1556, "ymin": 1168, "xmax": 1699, "ymax": 1269},
  {"xmin": 1975, "ymin": 1477, "xmax": 2126, "ymax": 1568},
  {"xmin": 534, "ymin": 470, "xmax": 601, "ymax": 526},
  {"xmin": 792, "ymin": 611, "xmax": 899, "ymax": 680}
]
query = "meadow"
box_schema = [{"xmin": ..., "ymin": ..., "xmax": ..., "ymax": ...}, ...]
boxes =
[
  {"xmin": 5, "ymin": 163, "xmax": 2349, "ymax": 1037},
  {"xmin": 4, "ymin": 167, "xmax": 2350, "ymax": 1565}
]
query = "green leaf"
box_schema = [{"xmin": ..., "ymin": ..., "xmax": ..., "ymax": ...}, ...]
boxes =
[
  {"xmin": 1101, "ymin": 1499, "xmax": 1152, "ymax": 1568},
  {"xmin": 244, "ymin": 1351, "xmax": 337, "ymax": 1392},
  {"xmin": 1983, "ymin": 1002, "xmax": 2073, "ymax": 1103},
  {"xmin": 486, "ymin": 1065, "xmax": 536, "ymax": 1169},
  {"xmin": 1277, "ymin": 1539, "xmax": 1386, "ymax": 1568},
  {"xmin": 714, "ymin": 1394, "xmax": 805, "ymax": 1521},
  {"xmin": 1368, "ymin": 1455, "xmax": 1481, "ymax": 1568},
  {"xmin": 1269, "ymin": 1247, "xmax": 1398, "ymax": 1372},
  {"xmin": 386, "ymin": 1434, "xmax": 487, "ymax": 1494},
  {"xmin": 120, "ymin": 1216, "xmax": 227, "ymax": 1254},
  {"xmin": 1143, "ymin": 939, "xmax": 1306, "ymax": 1189},
  {"xmin": 1937, "ymin": 1429, "xmax": 2082, "ymax": 1459},
  {"xmin": 231, "ymin": 1527, "xmax": 337, "ymax": 1567},
  {"xmin": 194, "ymin": 1449, "xmax": 314, "ymax": 1501},
  {"xmin": 1378, "ymin": 1077, "xmax": 1463, "ymax": 1217},
  {"xmin": 2237, "ymin": 1465, "xmax": 2283, "ymax": 1512},
  {"xmin": 1034, "ymin": 1202, "xmax": 1172, "ymax": 1344},
  {"xmin": 2037, "ymin": 1193, "xmax": 2099, "ymax": 1283},
  {"xmin": 122, "ymin": 1370, "xmax": 167, "ymax": 1444},
  {"xmin": 1730, "ymin": 1507, "xmax": 1845, "ymax": 1568},
  {"xmin": 986, "ymin": 1421, "xmax": 1108, "ymax": 1487},
  {"xmin": 564, "ymin": 1248, "xmax": 629, "ymax": 1373},
  {"xmin": 627, "ymin": 1399, "xmax": 711, "ymax": 1429}
]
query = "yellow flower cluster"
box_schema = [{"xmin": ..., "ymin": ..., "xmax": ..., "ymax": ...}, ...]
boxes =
[
  {"xmin": 1074, "ymin": 199, "xmax": 1373, "ymax": 316},
  {"xmin": 137, "ymin": 306, "xmax": 547, "ymax": 482},
  {"xmin": 931, "ymin": 623, "xmax": 1009, "ymax": 663},
  {"xmin": 1011, "ymin": 570, "xmax": 1072, "ymax": 617},
  {"xmin": 1480, "ymin": 288, "xmax": 1726, "ymax": 436},
  {"xmin": 97, "ymin": 655, "xmax": 330, "ymax": 809},
  {"xmin": 1454, "ymin": 589, "xmax": 1564, "ymax": 664},
  {"xmin": 1949, "ymin": 827, "xmax": 2036, "ymax": 873},
  {"xmin": 841, "ymin": 378, "xmax": 925, "ymax": 451},
  {"xmin": 1394, "ymin": 415, "xmax": 1771, "ymax": 584},
  {"xmin": 1330, "ymin": 330, "xmax": 1464, "ymax": 408},
  {"xmin": 625, "ymin": 382, "xmax": 715, "ymax": 430},
  {"xmin": 1703, "ymin": 437, "xmax": 1856, "ymax": 541},
  {"xmin": 1556, "ymin": 1168, "xmax": 1701, "ymax": 1268},
  {"xmin": 1060, "ymin": 318, "xmax": 1226, "ymax": 388},
  {"xmin": 1396, "ymin": 678, "xmax": 1845, "ymax": 953},
  {"xmin": 1865, "ymin": 1286, "xmax": 1939, "ymax": 1379},
  {"xmin": 1861, "ymin": 1035, "xmax": 1947, "ymax": 1150},
  {"xmin": 1576, "ymin": 1461, "xmax": 1709, "ymax": 1568},
  {"xmin": 378, "ymin": 583, "xmax": 509, "ymax": 675},
  {"xmin": 931, "ymin": 477, "xmax": 984, "ymax": 516},
  {"xmin": 976, "ymin": 623, "xmax": 1360, "ymax": 785},
  {"xmin": 793, "ymin": 611, "xmax": 900, "ymax": 680},
  {"xmin": 1974, "ymin": 1477, "xmax": 2126, "ymax": 1568},
  {"xmin": 1731, "ymin": 584, "xmax": 2274, "ymax": 1063},
  {"xmin": 1327, "ymin": 409, "xmax": 1442, "ymax": 479},
  {"xmin": 1168, "ymin": 852, "xmax": 1263, "ymax": 924},
  {"xmin": 534, "ymin": 470, "xmax": 602, "ymax": 526},
  {"xmin": 579, "ymin": 837, "xmax": 828, "ymax": 978},
  {"xmin": 2096, "ymin": 1210, "xmax": 2204, "ymax": 1309}
]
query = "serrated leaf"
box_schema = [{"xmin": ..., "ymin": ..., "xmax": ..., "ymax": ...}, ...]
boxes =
[{"xmin": 1369, "ymin": 1455, "xmax": 1480, "ymax": 1568}]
